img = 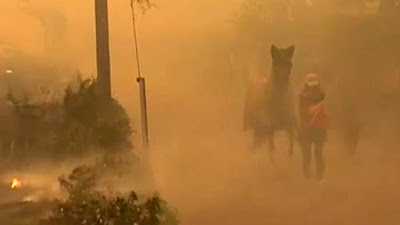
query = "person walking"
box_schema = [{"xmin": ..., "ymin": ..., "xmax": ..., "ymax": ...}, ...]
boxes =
[{"xmin": 298, "ymin": 73, "xmax": 328, "ymax": 180}]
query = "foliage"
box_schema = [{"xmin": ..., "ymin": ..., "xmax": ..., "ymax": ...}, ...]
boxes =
[
  {"xmin": 235, "ymin": 0, "xmax": 400, "ymax": 97},
  {"xmin": 5, "ymin": 89, "xmax": 63, "ymax": 161},
  {"xmin": 234, "ymin": 0, "xmax": 400, "ymax": 61},
  {"xmin": 39, "ymin": 162, "xmax": 180, "ymax": 225},
  {"xmin": 4, "ymin": 75, "xmax": 133, "ymax": 161},
  {"xmin": 58, "ymin": 166, "xmax": 98, "ymax": 201},
  {"xmin": 131, "ymin": 0, "xmax": 155, "ymax": 13},
  {"xmin": 40, "ymin": 193, "xmax": 178, "ymax": 225},
  {"xmin": 61, "ymin": 77, "xmax": 132, "ymax": 154}
]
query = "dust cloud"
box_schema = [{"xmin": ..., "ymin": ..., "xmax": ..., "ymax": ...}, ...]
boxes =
[{"xmin": 1, "ymin": 0, "xmax": 400, "ymax": 225}]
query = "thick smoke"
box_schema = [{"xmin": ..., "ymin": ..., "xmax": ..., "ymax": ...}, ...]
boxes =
[{"xmin": 1, "ymin": 0, "xmax": 400, "ymax": 225}]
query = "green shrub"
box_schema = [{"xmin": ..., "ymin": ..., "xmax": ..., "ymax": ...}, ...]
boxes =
[
  {"xmin": 40, "ymin": 162, "xmax": 179, "ymax": 225},
  {"xmin": 5, "ymin": 76, "xmax": 133, "ymax": 160}
]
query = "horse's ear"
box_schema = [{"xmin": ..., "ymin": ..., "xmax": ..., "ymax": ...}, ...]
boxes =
[
  {"xmin": 271, "ymin": 45, "xmax": 278, "ymax": 58},
  {"xmin": 286, "ymin": 45, "xmax": 295, "ymax": 58}
]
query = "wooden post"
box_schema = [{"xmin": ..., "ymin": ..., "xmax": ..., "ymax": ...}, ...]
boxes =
[
  {"xmin": 95, "ymin": 0, "xmax": 112, "ymax": 98},
  {"xmin": 137, "ymin": 77, "xmax": 150, "ymax": 153},
  {"xmin": 129, "ymin": 3, "xmax": 150, "ymax": 155}
]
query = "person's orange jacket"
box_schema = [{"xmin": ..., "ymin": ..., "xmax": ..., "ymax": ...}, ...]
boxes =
[
  {"xmin": 309, "ymin": 102, "xmax": 328, "ymax": 129},
  {"xmin": 299, "ymin": 90, "xmax": 328, "ymax": 130}
]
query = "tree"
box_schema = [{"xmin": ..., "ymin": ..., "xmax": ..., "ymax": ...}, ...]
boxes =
[
  {"xmin": 60, "ymin": 77, "xmax": 133, "ymax": 154},
  {"xmin": 3, "ymin": 75, "xmax": 133, "ymax": 162}
]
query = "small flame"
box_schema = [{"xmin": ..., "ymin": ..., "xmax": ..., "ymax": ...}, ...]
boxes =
[
  {"xmin": 11, "ymin": 178, "xmax": 22, "ymax": 189},
  {"xmin": 5, "ymin": 69, "xmax": 13, "ymax": 74}
]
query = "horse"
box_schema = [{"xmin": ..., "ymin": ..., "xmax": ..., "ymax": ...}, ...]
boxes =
[{"xmin": 244, "ymin": 45, "xmax": 296, "ymax": 160}]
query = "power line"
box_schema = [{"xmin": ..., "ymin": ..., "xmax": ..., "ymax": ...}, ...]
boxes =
[{"xmin": 130, "ymin": 0, "xmax": 142, "ymax": 79}]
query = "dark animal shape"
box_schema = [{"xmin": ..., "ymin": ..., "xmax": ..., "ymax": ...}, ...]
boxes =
[{"xmin": 244, "ymin": 45, "xmax": 296, "ymax": 160}]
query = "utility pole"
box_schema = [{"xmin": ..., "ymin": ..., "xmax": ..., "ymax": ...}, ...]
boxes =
[
  {"xmin": 130, "ymin": 1, "xmax": 150, "ymax": 155},
  {"xmin": 95, "ymin": 0, "xmax": 112, "ymax": 98},
  {"xmin": 129, "ymin": 1, "xmax": 154, "ymax": 191}
]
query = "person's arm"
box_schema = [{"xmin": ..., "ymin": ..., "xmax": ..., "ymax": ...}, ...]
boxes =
[
  {"xmin": 299, "ymin": 94, "xmax": 308, "ymax": 123},
  {"xmin": 311, "ymin": 89, "xmax": 325, "ymax": 103},
  {"xmin": 319, "ymin": 92, "xmax": 326, "ymax": 102}
]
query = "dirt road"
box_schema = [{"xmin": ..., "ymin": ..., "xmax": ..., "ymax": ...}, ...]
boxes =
[{"xmin": 147, "ymin": 81, "xmax": 400, "ymax": 225}]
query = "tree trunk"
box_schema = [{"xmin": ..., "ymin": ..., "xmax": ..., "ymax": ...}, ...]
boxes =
[{"xmin": 95, "ymin": 0, "xmax": 112, "ymax": 98}]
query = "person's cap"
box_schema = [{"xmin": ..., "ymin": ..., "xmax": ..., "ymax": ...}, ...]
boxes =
[{"xmin": 305, "ymin": 73, "xmax": 319, "ymax": 86}]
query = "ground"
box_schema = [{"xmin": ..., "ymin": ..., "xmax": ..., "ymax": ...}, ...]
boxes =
[
  {"xmin": 1, "ymin": 77, "xmax": 400, "ymax": 225},
  {"xmin": 153, "ymin": 131, "xmax": 400, "ymax": 225},
  {"xmin": 148, "ymin": 81, "xmax": 400, "ymax": 225}
]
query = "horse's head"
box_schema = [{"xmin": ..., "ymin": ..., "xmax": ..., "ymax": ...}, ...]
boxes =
[{"xmin": 270, "ymin": 45, "xmax": 295, "ymax": 84}]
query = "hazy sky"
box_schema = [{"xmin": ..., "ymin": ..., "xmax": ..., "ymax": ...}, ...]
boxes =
[
  {"xmin": 0, "ymin": 0, "xmax": 243, "ymax": 120},
  {"xmin": 0, "ymin": 0, "xmax": 242, "ymax": 69}
]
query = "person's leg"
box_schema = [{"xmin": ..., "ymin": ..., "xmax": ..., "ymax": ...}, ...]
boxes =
[
  {"xmin": 300, "ymin": 140, "xmax": 312, "ymax": 178},
  {"xmin": 314, "ymin": 141, "xmax": 325, "ymax": 181},
  {"xmin": 267, "ymin": 131, "xmax": 275, "ymax": 162},
  {"xmin": 252, "ymin": 128, "xmax": 265, "ymax": 151},
  {"xmin": 286, "ymin": 128, "xmax": 294, "ymax": 157},
  {"xmin": 345, "ymin": 124, "xmax": 360, "ymax": 158}
]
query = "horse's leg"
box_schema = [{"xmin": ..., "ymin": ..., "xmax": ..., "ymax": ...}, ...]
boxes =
[
  {"xmin": 350, "ymin": 125, "xmax": 361, "ymax": 157},
  {"xmin": 252, "ymin": 128, "xmax": 265, "ymax": 152},
  {"xmin": 267, "ymin": 131, "xmax": 275, "ymax": 162},
  {"xmin": 344, "ymin": 123, "xmax": 361, "ymax": 158},
  {"xmin": 287, "ymin": 128, "xmax": 294, "ymax": 157}
]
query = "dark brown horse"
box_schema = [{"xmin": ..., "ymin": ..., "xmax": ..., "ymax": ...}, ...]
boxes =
[{"xmin": 244, "ymin": 45, "xmax": 296, "ymax": 160}]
